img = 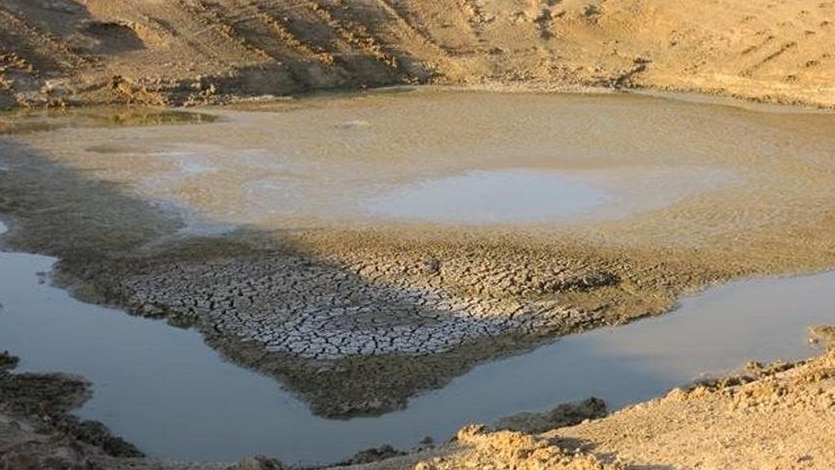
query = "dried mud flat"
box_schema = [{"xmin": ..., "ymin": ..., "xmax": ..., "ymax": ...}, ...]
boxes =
[
  {"xmin": 0, "ymin": 0, "xmax": 835, "ymax": 468},
  {"xmin": 2, "ymin": 90, "xmax": 833, "ymax": 420},
  {"xmin": 0, "ymin": 91, "xmax": 834, "ymax": 468}
]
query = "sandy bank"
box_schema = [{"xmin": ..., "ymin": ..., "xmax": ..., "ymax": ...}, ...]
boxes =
[
  {"xmin": 0, "ymin": 0, "xmax": 834, "ymax": 109},
  {"xmin": 377, "ymin": 343, "xmax": 835, "ymax": 470}
]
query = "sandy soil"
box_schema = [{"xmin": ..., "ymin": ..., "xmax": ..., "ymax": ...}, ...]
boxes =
[
  {"xmin": 375, "ymin": 344, "xmax": 835, "ymax": 470},
  {"xmin": 1, "ymin": 0, "xmax": 834, "ymax": 109},
  {"xmin": 1, "ymin": 1, "xmax": 835, "ymax": 468}
]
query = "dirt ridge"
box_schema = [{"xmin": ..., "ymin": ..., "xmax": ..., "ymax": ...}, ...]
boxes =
[{"xmin": 1, "ymin": 0, "xmax": 834, "ymax": 109}]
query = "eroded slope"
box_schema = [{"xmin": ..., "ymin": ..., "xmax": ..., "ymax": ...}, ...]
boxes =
[{"xmin": 1, "ymin": 0, "xmax": 834, "ymax": 108}]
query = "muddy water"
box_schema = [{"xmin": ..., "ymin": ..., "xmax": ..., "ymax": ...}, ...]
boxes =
[
  {"xmin": 15, "ymin": 90, "xmax": 793, "ymax": 234},
  {"xmin": 1, "ymin": 220, "xmax": 832, "ymax": 464},
  {"xmin": 363, "ymin": 169, "xmax": 611, "ymax": 224}
]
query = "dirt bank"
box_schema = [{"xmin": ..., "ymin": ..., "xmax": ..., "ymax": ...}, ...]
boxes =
[
  {"xmin": 1, "ymin": 0, "xmax": 834, "ymax": 109},
  {"xmin": 375, "ymin": 343, "xmax": 835, "ymax": 470},
  {"xmin": 1, "ymin": 351, "xmax": 180, "ymax": 470}
]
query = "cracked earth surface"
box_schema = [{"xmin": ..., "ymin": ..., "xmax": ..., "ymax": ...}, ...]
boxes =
[{"xmin": 2, "ymin": 90, "xmax": 835, "ymax": 418}]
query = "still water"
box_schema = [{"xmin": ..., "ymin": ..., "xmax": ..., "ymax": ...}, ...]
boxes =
[
  {"xmin": 363, "ymin": 169, "xmax": 611, "ymax": 224},
  {"xmin": 1, "ymin": 220, "xmax": 832, "ymax": 465}
]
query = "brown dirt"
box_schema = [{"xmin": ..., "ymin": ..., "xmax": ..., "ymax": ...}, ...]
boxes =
[
  {"xmin": 1, "ymin": 0, "xmax": 834, "ymax": 109},
  {"xmin": 1, "ymin": 1, "xmax": 835, "ymax": 468},
  {"xmin": 342, "ymin": 346, "xmax": 835, "ymax": 470},
  {"xmin": 0, "ymin": 352, "xmax": 144, "ymax": 469},
  {"xmin": 552, "ymin": 346, "xmax": 835, "ymax": 469}
]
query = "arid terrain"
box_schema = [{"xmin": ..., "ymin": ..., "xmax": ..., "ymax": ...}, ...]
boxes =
[
  {"xmin": 1, "ymin": 0, "xmax": 834, "ymax": 109},
  {"xmin": 341, "ymin": 342, "xmax": 835, "ymax": 470},
  {"xmin": 1, "ymin": 1, "xmax": 835, "ymax": 469}
]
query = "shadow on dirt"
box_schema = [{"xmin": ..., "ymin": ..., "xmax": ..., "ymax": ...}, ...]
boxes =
[{"xmin": 0, "ymin": 120, "xmax": 575, "ymax": 419}]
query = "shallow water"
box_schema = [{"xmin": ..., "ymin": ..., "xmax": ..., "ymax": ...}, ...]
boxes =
[
  {"xmin": 1, "ymin": 220, "xmax": 832, "ymax": 464},
  {"xmin": 19, "ymin": 90, "xmax": 823, "ymax": 233},
  {"xmin": 2, "ymin": 91, "xmax": 835, "ymax": 463},
  {"xmin": 362, "ymin": 169, "xmax": 610, "ymax": 224}
]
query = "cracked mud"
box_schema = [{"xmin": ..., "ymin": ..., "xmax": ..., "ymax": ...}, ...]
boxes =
[
  {"xmin": 121, "ymin": 245, "xmax": 615, "ymax": 360},
  {"xmin": 2, "ymin": 92, "xmax": 835, "ymax": 419}
]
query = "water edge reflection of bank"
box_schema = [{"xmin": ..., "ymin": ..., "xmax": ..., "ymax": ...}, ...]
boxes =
[{"xmin": 0, "ymin": 220, "xmax": 832, "ymax": 464}]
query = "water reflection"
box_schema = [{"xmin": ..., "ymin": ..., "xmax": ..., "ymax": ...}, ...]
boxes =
[
  {"xmin": 0, "ymin": 107, "xmax": 217, "ymax": 136},
  {"xmin": 1, "ymin": 221, "xmax": 832, "ymax": 464},
  {"xmin": 363, "ymin": 169, "xmax": 611, "ymax": 224}
]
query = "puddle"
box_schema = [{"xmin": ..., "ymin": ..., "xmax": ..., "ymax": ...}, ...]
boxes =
[
  {"xmin": 1, "ymin": 219, "xmax": 833, "ymax": 464},
  {"xmin": 362, "ymin": 169, "xmax": 611, "ymax": 224},
  {"xmin": 16, "ymin": 90, "xmax": 826, "ymax": 231}
]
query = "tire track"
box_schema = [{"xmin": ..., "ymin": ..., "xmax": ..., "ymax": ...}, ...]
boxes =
[{"xmin": 741, "ymin": 40, "xmax": 798, "ymax": 76}]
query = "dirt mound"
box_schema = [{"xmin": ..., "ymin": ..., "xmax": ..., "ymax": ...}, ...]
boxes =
[
  {"xmin": 1, "ymin": 0, "xmax": 834, "ymax": 108},
  {"xmin": 414, "ymin": 424, "xmax": 621, "ymax": 470},
  {"xmin": 552, "ymin": 347, "xmax": 835, "ymax": 469},
  {"xmin": 386, "ymin": 347, "xmax": 835, "ymax": 470}
]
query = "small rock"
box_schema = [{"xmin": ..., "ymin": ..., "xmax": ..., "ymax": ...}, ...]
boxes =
[
  {"xmin": 424, "ymin": 257, "xmax": 442, "ymax": 276},
  {"xmin": 342, "ymin": 444, "xmax": 406, "ymax": 465},
  {"xmin": 0, "ymin": 350, "xmax": 20, "ymax": 370},
  {"xmin": 665, "ymin": 387, "xmax": 688, "ymax": 401},
  {"xmin": 457, "ymin": 424, "xmax": 489, "ymax": 440},
  {"xmin": 229, "ymin": 456, "xmax": 285, "ymax": 470}
]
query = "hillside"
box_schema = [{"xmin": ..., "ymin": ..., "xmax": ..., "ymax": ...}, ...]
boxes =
[{"xmin": 1, "ymin": 0, "xmax": 834, "ymax": 108}]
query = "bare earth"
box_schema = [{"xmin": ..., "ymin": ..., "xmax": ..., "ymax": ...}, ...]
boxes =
[
  {"xmin": 353, "ymin": 346, "xmax": 835, "ymax": 470},
  {"xmin": 1, "ymin": 1, "xmax": 835, "ymax": 469},
  {"xmin": 1, "ymin": 0, "xmax": 834, "ymax": 109}
]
